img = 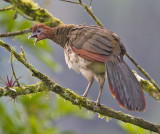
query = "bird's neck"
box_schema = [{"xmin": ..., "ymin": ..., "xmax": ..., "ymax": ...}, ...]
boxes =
[{"xmin": 47, "ymin": 24, "xmax": 77, "ymax": 48}]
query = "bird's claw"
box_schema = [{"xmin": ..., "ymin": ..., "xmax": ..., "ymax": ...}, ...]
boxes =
[{"xmin": 95, "ymin": 100, "xmax": 100, "ymax": 107}]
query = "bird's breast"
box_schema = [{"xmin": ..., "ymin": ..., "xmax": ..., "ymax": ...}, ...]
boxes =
[{"xmin": 64, "ymin": 44, "xmax": 81, "ymax": 73}]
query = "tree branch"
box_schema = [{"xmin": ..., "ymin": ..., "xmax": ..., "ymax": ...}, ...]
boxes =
[
  {"xmin": 61, "ymin": 0, "xmax": 103, "ymax": 26},
  {"xmin": 0, "ymin": 40, "xmax": 160, "ymax": 133},
  {"xmin": 2, "ymin": 0, "xmax": 158, "ymax": 93},
  {"xmin": 10, "ymin": 52, "xmax": 21, "ymax": 87},
  {"xmin": 126, "ymin": 53, "xmax": 160, "ymax": 92},
  {"xmin": 1, "ymin": 0, "xmax": 160, "ymax": 132},
  {"xmin": 0, "ymin": 5, "xmax": 14, "ymax": 11},
  {"xmin": 0, "ymin": 28, "xmax": 32, "ymax": 38},
  {"xmin": 2, "ymin": 0, "xmax": 159, "ymax": 98},
  {"xmin": 134, "ymin": 72, "xmax": 160, "ymax": 102},
  {"xmin": 4, "ymin": 0, "xmax": 62, "ymax": 27}
]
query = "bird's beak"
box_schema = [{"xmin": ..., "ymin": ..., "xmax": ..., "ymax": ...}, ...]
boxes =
[
  {"xmin": 28, "ymin": 33, "xmax": 37, "ymax": 39},
  {"xmin": 28, "ymin": 33, "xmax": 38, "ymax": 45}
]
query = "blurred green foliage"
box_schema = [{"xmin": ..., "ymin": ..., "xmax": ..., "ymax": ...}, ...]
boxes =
[
  {"xmin": 119, "ymin": 121, "xmax": 149, "ymax": 134},
  {"xmin": 0, "ymin": 1, "xmax": 151, "ymax": 134},
  {"xmin": 0, "ymin": 92, "xmax": 93, "ymax": 134},
  {"xmin": 0, "ymin": 2, "xmax": 90, "ymax": 133},
  {"xmin": 0, "ymin": 4, "xmax": 60, "ymax": 71}
]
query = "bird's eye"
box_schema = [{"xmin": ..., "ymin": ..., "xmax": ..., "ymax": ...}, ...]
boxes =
[{"xmin": 37, "ymin": 29, "xmax": 41, "ymax": 33}]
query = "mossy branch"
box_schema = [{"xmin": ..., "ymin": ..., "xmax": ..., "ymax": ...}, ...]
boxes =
[
  {"xmin": 126, "ymin": 53, "xmax": 160, "ymax": 92},
  {"xmin": 3, "ymin": 0, "xmax": 158, "ymax": 95},
  {"xmin": 61, "ymin": 0, "xmax": 103, "ymax": 26},
  {"xmin": 2, "ymin": 0, "xmax": 159, "ymax": 92},
  {"xmin": 134, "ymin": 72, "xmax": 160, "ymax": 102},
  {"xmin": 0, "ymin": 40, "xmax": 160, "ymax": 133},
  {"xmin": 0, "ymin": 28, "xmax": 32, "ymax": 38},
  {"xmin": 10, "ymin": 52, "xmax": 21, "ymax": 87},
  {"xmin": 1, "ymin": 0, "xmax": 160, "ymax": 132},
  {"xmin": 4, "ymin": 0, "xmax": 62, "ymax": 27},
  {"xmin": 0, "ymin": 5, "xmax": 14, "ymax": 11}
]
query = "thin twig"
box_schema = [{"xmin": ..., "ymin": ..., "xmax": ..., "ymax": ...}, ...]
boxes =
[
  {"xmin": 78, "ymin": 0, "xmax": 82, "ymax": 4},
  {"xmin": 61, "ymin": 0, "xmax": 103, "ymax": 26},
  {"xmin": 20, "ymin": 46, "xmax": 27, "ymax": 61},
  {"xmin": 64, "ymin": 0, "xmax": 160, "ymax": 91},
  {"xmin": 10, "ymin": 52, "xmax": 21, "ymax": 87},
  {"xmin": 60, "ymin": 0, "xmax": 79, "ymax": 4},
  {"xmin": 0, "ymin": 28, "xmax": 32, "ymax": 38},
  {"xmin": 0, "ymin": 40, "xmax": 160, "ymax": 133},
  {"xmin": 17, "ymin": 11, "xmax": 34, "ymax": 21},
  {"xmin": 13, "ymin": 11, "xmax": 18, "ymax": 19},
  {"xmin": 1, "ymin": 0, "xmax": 160, "ymax": 132},
  {"xmin": 90, "ymin": 0, "xmax": 92, "ymax": 10},
  {"xmin": 4, "ymin": 0, "xmax": 63, "ymax": 27},
  {"xmin": 126, "ymin": 53, "xmax": 160, "ymax": 92},
  {"xmin": 3, "ymin": 0, "xmax": 11, "ymax": 3},
  {"xmin": 0, "ymin": 5, "xmax": 14, "ymax": 11},
  {"xmin": 134, "ymin": 71, "xmax": 160, "ymax": 101}
]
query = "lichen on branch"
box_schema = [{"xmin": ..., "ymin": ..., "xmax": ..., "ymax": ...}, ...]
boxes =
[
  {"xmin": 1, "ymin": 0, "xmax": 160, "ymax": 132},
  {"xmin": 5, "ymin": 0, "xmax": 63, "ymax": 27},
  {"xmin": 135, "ymin": 73, "xmax": 160, "ymax": 101},
  {"xmin": 0, "ymin": 5, "xmax": 14, "ymax": 11},
  {"xmin": 0, "ymin": 28, "xmax": 32, "ymax": 38},
  {"xmin": 0, "ymin": 40, "xmax": 160, "ymax": 133}
]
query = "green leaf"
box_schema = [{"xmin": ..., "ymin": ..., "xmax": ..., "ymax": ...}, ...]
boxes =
[{"xmin": 119, "ymin": 121, "xmax": 149, "ymax": 134}]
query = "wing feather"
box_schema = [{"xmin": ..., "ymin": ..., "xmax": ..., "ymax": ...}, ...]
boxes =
[{"xmin": 68, "ymin": 26, "xmax": 117, "ymax": 62}]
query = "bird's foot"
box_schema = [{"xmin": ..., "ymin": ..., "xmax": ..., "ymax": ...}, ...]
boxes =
[
  {"xmin": 82, "ymin": 92, "xmax": 88, "ymax": 98},
  {"xmin": 95, "ymin": 100, "xmax": 100, "ymax": 107},
  {"xmin": 81, "ymin": 94, "xmax": 88, "ymax": 105}
]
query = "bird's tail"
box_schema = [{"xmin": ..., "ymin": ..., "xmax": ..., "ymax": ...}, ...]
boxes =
[{"xmin": 106, "ymin": 57, "xmax": 146, "ymax": 111}]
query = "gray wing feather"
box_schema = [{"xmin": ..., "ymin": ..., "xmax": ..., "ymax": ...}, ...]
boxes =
[{"xmin": 69, "ymin": 26, "xmax": 115, "ymax": 56}]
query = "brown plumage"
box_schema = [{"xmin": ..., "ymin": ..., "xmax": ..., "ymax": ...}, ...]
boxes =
[{"xmin": 28, "ymin": 23, "xmax": 146, "ymax": 111}]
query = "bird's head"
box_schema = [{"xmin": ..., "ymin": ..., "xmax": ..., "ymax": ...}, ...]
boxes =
[{"xmin": 28, "ymin": 23, "xmax": 50, "ymax": 45}]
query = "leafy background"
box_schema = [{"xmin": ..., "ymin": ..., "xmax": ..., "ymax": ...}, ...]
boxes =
[{"xmin": 0, "ymin": 0, "xmax": 160, "ymax": 134}]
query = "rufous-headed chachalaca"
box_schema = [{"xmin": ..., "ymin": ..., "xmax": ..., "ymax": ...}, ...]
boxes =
[{"xmin": 28, "ymin": 24, "xmax": 146, "ymax": 111}]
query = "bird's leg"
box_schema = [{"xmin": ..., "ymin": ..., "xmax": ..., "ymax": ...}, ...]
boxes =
[
  {"xmin": 82, "ymin": 79, "xmax": 93, "ymax": 98},
  {"xmin": 80, "ymin": 68, "xmax": 94, "ymax": 102},
  {"xmin": 95, "ymin": 86, "xmax": 103, "ymax": 106},
  {"xmin": 95, "ymin": 73, "xmax": 106, "ymax": 106}
]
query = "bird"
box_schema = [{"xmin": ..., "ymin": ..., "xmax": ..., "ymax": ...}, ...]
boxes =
[{"xmin": 28, "ymin": 23, "xmax": 146, "ymax": 111}]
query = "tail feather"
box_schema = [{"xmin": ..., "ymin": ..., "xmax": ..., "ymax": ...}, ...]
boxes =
[{"xmin": 106, "ymin": 58, "xmax": 146, "ymax": 111}]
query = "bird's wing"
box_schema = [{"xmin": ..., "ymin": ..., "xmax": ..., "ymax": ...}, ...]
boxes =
[{"xmin": 68, "ymin": 25, "xmax": 123, "ymax": 62}]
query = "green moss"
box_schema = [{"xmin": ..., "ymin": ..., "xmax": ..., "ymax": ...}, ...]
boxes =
[
  {"xmin": 98, "ymin": 113, "xmax": 105, "ymax": 119},
  {"xmin": 1, "ymin": 39, "xmax": 160, "ymax": 132},
  {"xmin": 11, "ymin": 0, "xmax": 62, "ymax": 27}
]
